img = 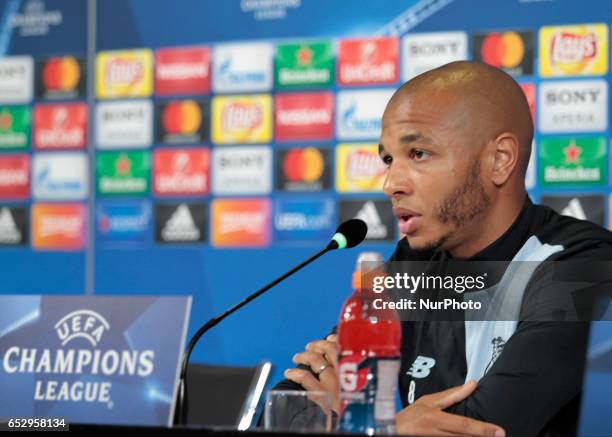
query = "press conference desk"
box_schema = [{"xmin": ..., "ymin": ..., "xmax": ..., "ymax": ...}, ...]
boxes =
[{"xmin": 70, "ymin": 424, "xmax": 399, "ymax": 435}]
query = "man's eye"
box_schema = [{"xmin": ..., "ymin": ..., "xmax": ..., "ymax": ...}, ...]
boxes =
[
  {"xmin": 411, "ymin": 150, "xmax": 431, "ymax": 161},
  {"xmin": 381, "ymin": 155, "xmax": 392, "ymax": 166}
]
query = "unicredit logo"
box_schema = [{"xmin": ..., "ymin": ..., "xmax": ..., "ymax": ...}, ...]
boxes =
[
  {"xmin": 105, "ymin": 59, "xmax": 143, "ymax": 86},
  {"xmin": 551, "ymin": 31, "xmax": 597, "ymax": 63}
]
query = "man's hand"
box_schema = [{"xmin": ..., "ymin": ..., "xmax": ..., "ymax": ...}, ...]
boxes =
[
  {"xmin": 283, "ymin": 334, "xmax": 340, "ymax": 413},
  {"xmin": 396, "ymin": 380, "xmax": 505, "ymax": 436}
]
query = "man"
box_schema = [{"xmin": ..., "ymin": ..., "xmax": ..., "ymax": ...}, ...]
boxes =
[{"xmin": 278, "ymin": 61, "xmax": 612, "ymax": 436}]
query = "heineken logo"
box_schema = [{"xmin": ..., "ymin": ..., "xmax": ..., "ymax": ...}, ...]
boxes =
[{"xmin": 539, "ymin": 137, "xmax": 606, "ymax": 186}]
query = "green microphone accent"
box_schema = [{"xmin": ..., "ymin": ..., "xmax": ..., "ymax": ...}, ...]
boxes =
[{"xmin": 331, "ymin": 233, "xmax": 348, "ymax": 250}]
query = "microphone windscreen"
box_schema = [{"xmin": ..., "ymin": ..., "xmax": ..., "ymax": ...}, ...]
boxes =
[{"xmin": 334, "ymin": 219, "xmax": 368, "ymax": 248}]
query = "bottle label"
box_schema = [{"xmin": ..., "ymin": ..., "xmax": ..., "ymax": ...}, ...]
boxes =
[{"xmin": 338, "ymin": 355, "xmax": 400, "ymax": 433}]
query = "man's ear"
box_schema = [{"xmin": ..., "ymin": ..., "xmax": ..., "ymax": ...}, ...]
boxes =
[{"xmin": 490, "ymin": 132, "xmax": 519, "ymax": 187}]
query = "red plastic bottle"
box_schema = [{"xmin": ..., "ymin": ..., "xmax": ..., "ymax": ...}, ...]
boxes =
[{"xmin": 337, "ymin": 252, "xmax": 401, "ymax": 435}]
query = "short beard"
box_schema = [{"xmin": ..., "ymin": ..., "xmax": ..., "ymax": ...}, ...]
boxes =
[{"xmin": 415, "ymin": 160, "xmax": 490, "ymax": 253}]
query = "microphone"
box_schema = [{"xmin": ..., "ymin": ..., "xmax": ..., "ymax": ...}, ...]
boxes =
[{"xmin": 174, "ymin": 219, "xmax": 368, "ymax": 425}]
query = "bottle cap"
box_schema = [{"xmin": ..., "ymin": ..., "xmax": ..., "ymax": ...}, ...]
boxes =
[{"xmin": 352, "ymin": 252, "xmax": 384, "ymax": 289}]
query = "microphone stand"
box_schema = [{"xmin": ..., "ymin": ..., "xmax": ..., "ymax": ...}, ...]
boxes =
[{"xmin": 175, "ymin": 241, "xmax": 338, "ymax": 426}]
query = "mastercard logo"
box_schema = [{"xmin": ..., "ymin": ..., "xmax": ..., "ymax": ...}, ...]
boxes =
[
  {"xmin": 162, "ymin": 100, "xmax": 202, "ymax": 135},
  {"xmin": 480, "ymin": 32, "xmax": 525, "ymax": 68},
  {"xmin": 283, "ymin": 148, "xmax": 324, "ymax": 182},
  {"xmin": 43, "ymin": 56, "xmax": 81, "ymax": 91}
]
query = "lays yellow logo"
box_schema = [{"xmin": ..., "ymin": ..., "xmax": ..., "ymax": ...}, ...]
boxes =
[
  {"xmin": 96, "ymin": 49, "xmax": 153, "ymax": 98},
  {"xmin": 539, "ymin": 24, "xmax": 608, "ymax": 76},
  {"xmin": 211, "ymin": 95, "xmax": 272, "ymax": 144},
  {"xmin": 335, "ymin": 144, "xmax": 386, "ymax": 193}
]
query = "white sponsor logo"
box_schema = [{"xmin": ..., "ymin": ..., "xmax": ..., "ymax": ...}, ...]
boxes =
[
  {"xmin": 212, "ymin": 146, "xmax": 272, "ymax": 194},
  {"xmin": 157, "ymin": 61, "xmax": 207, "ymax": 81},
  {"xmin": 336, "ymin": 90, "xmax": 394, "ymax": 140},
  {"xmin": 356, "ymin": 201, "xmax": 388, "ymax": 239},
  {"xmin": 161, "ymin": 204, "xmax": 200, "ymax": 241},
  {"xmin": 9, "ymin": 0, "xmax": 63, "ymax": 36},
  {"xmin": 0, "ymin": 166, "xmax": 28, "ymax": 187},
  {"xmin": 96, "ymin": 100, "xmax": 152, "ymax": 148},
  {"xmin": 561, "ymin": 198, "xmax": 587, "ymax": 220},
  {"xmin": 277, "ymin": 108, "xmax": 331, "ymax": 126},
  {"xmin": 407, "ymin": 355, "xmax": 436, "ymax": 379},
  {"xmin": 32, "ymin": 153, "xmax": 88, "ymax": 200},
  {"xmin": 0, "ymin": 56, "xmax": 33, "ymax": 104},
  {"xmin": 402, "ymin": 32, "xmax": 467, "ymax": 81},
  {"xmin": 213, "ymin": 43, "xmax": 273, "ymax": 92},
  {"xmin": 0, "ymin": 207, "xmax": 22, "ymax": 243},
  {"xmin": 38, "ymin": 213, "xmax": 83, "ymax": 239},
  {"xmin": 219, "ymin": 210, "xmax": 266, "ymax": 234},
  {"xmin": 538, "ymin": 80, "xmax": 607, "ymax": 133}
]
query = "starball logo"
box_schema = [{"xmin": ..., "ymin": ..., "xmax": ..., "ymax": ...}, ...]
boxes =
[{"xmin": 2, "ymin": 309, "xmax": 155, "ymax": 407}]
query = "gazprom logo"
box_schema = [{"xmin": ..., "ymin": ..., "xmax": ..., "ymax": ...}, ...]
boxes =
[
  {"xmin": 336, "ymin": 89, "xmax": 393, "ymax": 140},
  {"xmin": 341, "ymin": 102, "xmax": 381, "ymax": 133},
  {"xmin": 218, "ymin": 58, "xmax": 265, "ymax": 85},
  {"xmin": 54, "ymin": 310, "xmax": 110, "ymax": 347}
]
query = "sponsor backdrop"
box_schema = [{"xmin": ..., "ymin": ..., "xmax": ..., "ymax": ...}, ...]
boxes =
[{"xmin": 1, "ymin": 0, "xmax": 612, "ymax": 404}]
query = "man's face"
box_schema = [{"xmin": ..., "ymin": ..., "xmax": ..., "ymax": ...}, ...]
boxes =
[{"xmin": 379, "ymin": 91, "xmax": 491, "ymax": 252}]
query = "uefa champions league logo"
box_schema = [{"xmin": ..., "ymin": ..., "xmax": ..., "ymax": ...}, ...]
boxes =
[{"xmin": 54, "ymin": 310, "xmax": 110, "ymax": 347}]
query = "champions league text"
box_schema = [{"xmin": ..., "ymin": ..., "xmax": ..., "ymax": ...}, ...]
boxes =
[{"xmin": 2, "ymin": 348, "xmax": 155, "ymax": 406}]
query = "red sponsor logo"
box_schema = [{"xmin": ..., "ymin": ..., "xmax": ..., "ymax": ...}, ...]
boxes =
[
  {"xmin": 275, "ymin": 92, "xmax": 333, "ymax": 141},
  {"xmin": 0, "ymin": 154, "xmax": 29, "ymax": 199},
  {"xmin": 33, "ymin": 103, "xmax": 87, "ymax": 149},
  {"xmin": 105, "ymin": 58, "xmax": 144, "ymax": 86},
  {"xmin": 550, "ymin": 31, "xmax": 597, "ymax": 64},
  {"xmin": 338, "ymin": 37, "xmax": 399, "ymax": 86},
  {"xmin": 153, "ymin": 148, "xmax": 209, "ymax": 195},
  {"xmin": 155, "ymin": 47, "xmax": 210, "ymax": 95},
  {"xmin": 347, "ymin": 149, "xmax": 386, "ymax": 180},
  {"xmin": 222, "ymin": 102, "xmax": 262, "ymax": 132}
]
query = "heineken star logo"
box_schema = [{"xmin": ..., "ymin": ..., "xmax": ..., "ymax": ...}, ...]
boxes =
[
  {"xmin": 0, "ymin": 110, "xmax": 12, "ymax": 130},
  {"xmin": 297, "ymin": 46, "xmax": 313, "ymax": 66},
  {"xmin": 563, "ymin": 140, "xmax": 582, "ymax": 164},
  {"xmin": 115, "ymin": 154, "xmax": 132, "ymax": 175}
]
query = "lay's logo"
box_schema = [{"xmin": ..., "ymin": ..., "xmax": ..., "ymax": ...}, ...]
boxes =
[
  {"xmin": 336, "ymin": 144, "xmax": 386, "ymax": 192},
  {"xmin": 212, "ymin": 95, "xmax": 272, "ymax": 144},
  {"xmin": 223, "ymin": 103, "xmax": 262, "ymax": 132},
  {"xmin": 96, "ymin": 49, "xmax": 153, "ymax": 98},
  {"xmin": 540, "ymin": 24, "xmax": 608, "ymax": 76}
]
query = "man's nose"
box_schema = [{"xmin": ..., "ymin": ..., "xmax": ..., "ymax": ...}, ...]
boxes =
[{"xmin": 383, "ymin": 162, "xmax": 413, "ymax": 198}]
